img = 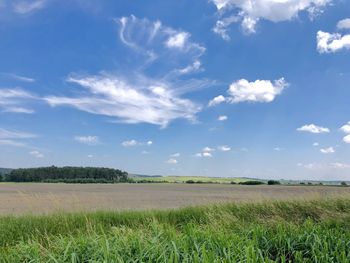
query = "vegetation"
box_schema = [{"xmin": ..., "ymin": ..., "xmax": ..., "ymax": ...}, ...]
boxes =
[
  {"xmin": 4, "ymin": 166, "xmax": 128, "ymax": 183},
  {"xmin": 268, "ymin": 180, "xmax": 281, "ymax": 185},
  {"xmin": 0, "ymin": 198, "xmax": 350, "ymax": 262},
  {"xmin": 239, "ymin": 180, "xmax": 266, "ymax": 185}
]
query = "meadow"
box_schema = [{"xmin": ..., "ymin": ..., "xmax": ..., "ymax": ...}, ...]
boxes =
[{"xmin": 0, "ymin": 197, "xmax": 350, "ymax": 262}]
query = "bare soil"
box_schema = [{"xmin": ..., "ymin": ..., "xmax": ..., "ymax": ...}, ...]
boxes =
[{"xmin": 1, "ymin": 183, "xmax": 349, "ymax": 215}]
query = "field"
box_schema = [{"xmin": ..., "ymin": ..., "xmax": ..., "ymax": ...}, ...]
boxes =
[
  {"xmin": 0, "ymin": 197, "xmax": 350, "ymax": 262},
  {"xmin": 1, "ymin": 183, "xmax": 350, "ymax": 262},
  {"xmin": 1, "ymin": 183, "xmax": 350, "ymax": 215},
  {"xmin": 131, "ymin": 175, "xmax": 256, "ymax": 183}
]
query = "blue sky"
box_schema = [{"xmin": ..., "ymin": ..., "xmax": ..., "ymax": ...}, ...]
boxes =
[{"xmin": 0, "ymin": 0, "xmax": 350, "ymax": 180}]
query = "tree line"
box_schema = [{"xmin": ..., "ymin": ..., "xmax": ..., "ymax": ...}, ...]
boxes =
[{"xmin": 2, "ymin": 166, "xmax": 129, "ymax": 183}]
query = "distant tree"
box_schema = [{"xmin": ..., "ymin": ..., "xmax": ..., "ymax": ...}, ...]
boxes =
[
  {"xmin": 230, "ymin": 181, "xmax": 237, "ymax": 184},
  {"xmin": 239, "ymin": 181, "xmax": 265, "ymax": 185},
  {"xmin": 341, "ymin": 181, "xmax": 348, "ymax": 186},
  {"xmin": 186, "ymin": 180, "xmax": 195, "ymax": 184},
  {"xmin": 5, "ymin": 166, "xmax": 129, "ymax": 183},
  {"xmin": 267, "ymin": 180, "xmax": 281, "ymax": 185}
]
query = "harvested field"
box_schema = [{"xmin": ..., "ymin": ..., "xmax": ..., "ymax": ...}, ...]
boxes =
[{"xmin": 0, "ymin": 183, "xmax": 349, "ymax": 215}]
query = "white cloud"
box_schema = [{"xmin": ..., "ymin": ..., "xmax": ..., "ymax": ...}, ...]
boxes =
[
  {"xmin": 274, "ymin": 147, "xmax": 282, "ymax": 151},
  {"xmin": 2, "ymin": 107, "xmax": 34, "ymax": 114},
  {"xmin": 297, "ymin": 124, "xmax": 330, "ymax": 134},
  {"xmin": 74, "ymin": 136, "xmax": 99, "ymax": 145},
  {"xmin": 320, "ymin": 147, "xmax": 335, "ymax": 154},
  {"xmin": 165, "ymin": 32, "xmax": 189, "ymax": 49},
  {"xmin": 340, "ymin": 122, "xmax": 350, "ymax": 134},
  {"xmin": 343, "ymin": 134, "xmax": 350, "ymax": 144},
  {"xmin": 1, "ymin": 73, "xmax": 35, "ymax": 83},
  {"xmin": 203, "ymin": 146, "xmax": 215, "ymax": 152},
  {"xmin": 0, "ymin": 128, "xmax": 37, "ymax": 139},
  {"xmin": 330, "ymin": 162, "xmax": 350, "ymax": 169},
  {"xmin": 171, "ymin": 152, "xmax": 180, "ymax": 157},
  {"xmin": 87, "ymin": 154, "xmax": 94, "ymax": 158},
  {"xmin": 208, "ymin": 95, "xmax": 226, "ymax": 107},
  {"xmin": 0, "ymin": 88, "xmax": 35, "ymax": 114},
  {"xmin": 337, "ymin": 18, "xmax": 350, "ymax": 30},
  {"xmin": 166, "ymin": 158, "xmax": 178, "ymax": 164},
  {"xmin": 210, "ymin": 78, "xmax": 287, "ymax": 106},
  {"xmin": 218, "ymin": 145, "xmax": 231, "ymax": 151},
  {"xmin": 227, "ymin": 78, "xmax": 287, "ymax": 103},
  {"xmin": 313, "ymin": 142, "xmax": 319, "ymax": 146},
  {"xmin": 43, "ymin": 16, "xmax": 211, "ymax": 127},
  {"xmin": 300, "ymin": 162, "xmax": 350, "ymax": 170},
  {"xmin": 147, "ymin": 140, "xmax": 153, "ymax": 146},
  {"xmin": 211, "ymin": 0, "xmax": 330, "ymax": 38},
  {"xmin": 117, "ymin": 15, "xmax": 205, "ymax": 72},
  {"xmin": 13, "ymin": 0, "xmax": 47, "ymax": 14},
  {"xmin": 217, "ymin": 115, "xmax": 228, "ymax": 121},
  {"xmin": 196, "ymin": 152, "xmax": 213, "ymax": 158},
  {"xmin": 121, "ymin": 139, "xmax": 138, "ymax": 147},
  {"xmin": 317, "ymin": 31, "xmax": 350, "ymax": 53},
  {"xmin": 45, "ymin": 75, "xmax": 201, "ymax": 128},
  {"xmin": 29, "ymin": 150, "xmax": 44, "ymax": 158}
]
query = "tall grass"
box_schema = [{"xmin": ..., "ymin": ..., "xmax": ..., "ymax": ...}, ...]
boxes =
[{"xmin": 1, "ymin": 198, "xmax": 350, "ymax": 262}]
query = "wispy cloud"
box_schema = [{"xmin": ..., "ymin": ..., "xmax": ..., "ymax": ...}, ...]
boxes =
[
  {"xmin": 0, "ymin": 128, "xmax": 37, "ymax": 147},
  {"xmin": 44, "ymin": 16, "xmax": 211, "ymax": 127},
  {"xmin": 166, "ymin": 158, "xmax": 178, "ymax": 164},
  {"xmin": 0, "ymin": 88, "xmax": 36, "ymax": 114},
  {"xmin": 1, "ymin": 73, "xmax": 35, "ymax": 83},
  {"xmin": 29, "ymin": 150, "xmax": 44, "ymax": 158},
  {"xmin": 121, "ymin": 139, "xmax": 153, "ymax": 147},
  {"xmin": 12, "ymin": 0, "xmax": 47, "ymax": 14},
  {"xmin": 320, "ymin": 147, "xmax": 335, "ymax": 154}
]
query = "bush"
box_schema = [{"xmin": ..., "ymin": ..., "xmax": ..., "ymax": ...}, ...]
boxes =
[
  {"xmin": 185, "ymin": 180, "xmax": 195, "ymax": 184},
  {"xmin": 230, "ymin": 181, "xmax": 237, "ymax": 184},
  {"xmin": 341, "ymin": 181, "xmax": 348, "ymax": 186},
  {"xmin": 239, "ymin": 180, "xmax": 265, "ymax": 185},
  {"xmin": 267, "ymin": 180, "xmax": 281, "ymax": 185}
]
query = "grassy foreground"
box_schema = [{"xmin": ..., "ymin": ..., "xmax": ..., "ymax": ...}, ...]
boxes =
[{"xmin": 1, "ymin": 198, "xmax": 350, "ymax": 262}]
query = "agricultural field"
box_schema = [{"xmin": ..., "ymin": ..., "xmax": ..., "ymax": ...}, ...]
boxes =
[
  {"xmin": 0, "ymin": 183, "xmax": 350, "ymax": 215},
  {"xmin": 131, "ymin": 175, "xmax": 256, "ymax": 183}
]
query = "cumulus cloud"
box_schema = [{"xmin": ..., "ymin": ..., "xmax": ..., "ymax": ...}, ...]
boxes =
[
  {"xmin": 166, "ymin": 158, "xmax": 178, "ymax": 164},
  {"xmin": 195, "ymin": 152, "xmax": 213, "ymax": 158},
  {"xmin": 337, "ymin": 18, "xmax": 350, "ymax": 30},
  {"xmin": 74, "ymin": 135, "xmax": 99, "ymax": 145},
  {"xmin": 0, "ymin": 88, "xmax": 35, "ymax": 114},
  {"xmin": 218, "ymin": 145, "xmax": 231, "ymax": 151},
  {"xmin": 217, "ymin": 115, "xmax": 228, "ymax": 121},
  {"xmin": 343, "ymin": 134, "xmax": 350, "ymax": 144},
  {"xmin": 44, "ymin": 16, "xmax": 209, "ymax": 127},
  {"xmin": 171, "ymin": 153, "xmax": 180, "ymax": 157},
  {"xmin": 317, "ymin": 31, "xmax": 350, "ymax": 53},
  {"xmin": 211, "ymin": 0, "xmax": 330, "ymax": 38},
  {"xmin": 209, "ymin": 78, "xmax": 287, "ymax": 106},
  {"xmin": 340, "ymin": 121, "xmax": 350, "ymax": 144},
  {"xmin": 203, "ymin": 146, "xmax": 215, "ymax": 152},
  {"xmin": 297, "ymin": 124, "xmax": 330, "ymax": 134},
  {"xmin": 320, "ymin": 147, "xmax": 335, "ymax": 154},
  {"xmin": 29, "ymin": 150, "xmax": 44, "ymax": 158},
  {"xmin": 313, "ymin": 142, "xmax": 319, "ymax": 146},
  {"xmin": 208, "ymin": 95, "xmax": 226, "ymax": 107}
]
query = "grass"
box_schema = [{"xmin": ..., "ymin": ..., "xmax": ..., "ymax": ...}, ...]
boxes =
[{"xmin": 0, "ymin": 198, "xmax": 350, "ymax": 262}]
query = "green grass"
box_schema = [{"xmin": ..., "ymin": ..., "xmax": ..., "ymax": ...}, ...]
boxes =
[{"xmin": 1, "ymin": 198, "xmax": 350, "ymax": 262}]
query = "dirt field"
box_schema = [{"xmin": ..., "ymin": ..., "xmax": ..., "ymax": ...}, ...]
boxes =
[{"xmin": 1, "ymin": 183, "xmax": 350, "ymax": 215}]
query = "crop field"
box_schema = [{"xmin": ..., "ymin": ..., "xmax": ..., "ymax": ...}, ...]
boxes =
[
  {"xmin": 131, "ymin": 175, "xmax": 255, "ymax": 183},
  {"xmin": 0, "ymin": 183, "xmax": 350, "ymax": 215}
]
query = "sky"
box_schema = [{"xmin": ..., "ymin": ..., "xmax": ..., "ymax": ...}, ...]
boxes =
[{"xmin": 0, "ymin": 0, "xmax": 350, "ymax": 180}]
